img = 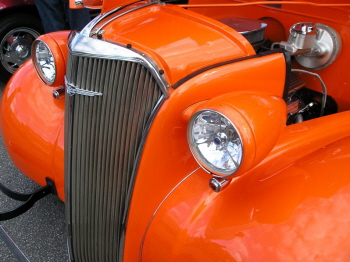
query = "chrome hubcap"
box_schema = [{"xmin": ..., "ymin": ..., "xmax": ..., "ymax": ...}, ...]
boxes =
[
  {"xmin": 15, "ymin": 44, "xmax": 30, "ymax": 59},
  {"xmin": 1, "ymin": 27, "xmax": 40, "ymax": 74}
]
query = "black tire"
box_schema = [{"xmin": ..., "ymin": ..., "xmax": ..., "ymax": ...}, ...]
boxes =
[{"xmin": 0, "ymin": 13, "xmax": 44, "ymax": 82}]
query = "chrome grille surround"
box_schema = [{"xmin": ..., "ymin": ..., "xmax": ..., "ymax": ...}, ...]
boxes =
[{"xmin": 65, "ymin": 32, "xmax": 168, "ymax": 262}]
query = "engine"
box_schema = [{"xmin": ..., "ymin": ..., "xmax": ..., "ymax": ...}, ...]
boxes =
[
  {"xmin": 285, "ymin": 72, "xmax": 337, "ymax": 124},
  {"xmin": 221, "ymin": 18, "xmax": 339, "ymax": 125}
]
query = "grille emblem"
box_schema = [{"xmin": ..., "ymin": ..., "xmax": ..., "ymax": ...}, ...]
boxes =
[{"xmin": 65, "ymin": 77, "xmax": 102, "ymax": 97}]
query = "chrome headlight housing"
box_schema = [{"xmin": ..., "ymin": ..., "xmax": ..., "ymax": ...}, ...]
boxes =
[
  {"xmin": 187, "ymin": 110, "xmax": 243, "ymax": 177},
  {"xmin": 32, "ymin": 40, "xmax": 56, "ymax": 85}
]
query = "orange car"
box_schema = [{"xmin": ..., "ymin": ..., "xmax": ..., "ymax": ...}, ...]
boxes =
[{"xmin": 1, "ymin": 0, "xmax": 350, "ymax": 261}]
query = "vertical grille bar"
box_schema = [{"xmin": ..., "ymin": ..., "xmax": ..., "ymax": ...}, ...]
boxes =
[{"xmin": 65, "ymin": 54, "xmax": 163, "ymax": 261}]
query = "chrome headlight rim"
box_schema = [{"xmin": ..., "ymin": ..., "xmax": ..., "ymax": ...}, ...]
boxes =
[
  {"xmin": 32, "ymin": 39, "xmax": 56, "ymax": 85},
  {"xmin": 187, "ymin": 109, "xmax": 244, "ymax": 178}
]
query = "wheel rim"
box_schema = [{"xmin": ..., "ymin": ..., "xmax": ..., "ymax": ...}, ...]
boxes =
[{"xmin": 1, "ymin": 27, "xmax": 40, "ymax": 74}]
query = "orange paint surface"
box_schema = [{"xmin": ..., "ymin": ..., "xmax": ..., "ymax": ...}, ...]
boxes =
[
  {"xmin": 142, "ymin": 136, "xmax": 350, "ymax": 261},
  {"xmin": 1, "ymin": 1, "xmax": 350, "ymax": 261}
]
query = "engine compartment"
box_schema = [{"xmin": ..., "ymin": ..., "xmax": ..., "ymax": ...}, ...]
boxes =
[{"xmin": 220, "ymin": 17, "xmax": 341, "ymax": 125}]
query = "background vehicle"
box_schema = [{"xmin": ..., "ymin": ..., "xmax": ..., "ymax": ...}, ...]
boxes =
[
  {"xmin": 0, "ymin": 0, "xmax": 44, "ymax": 81},
  {"xmin": 1, "ymin": 0, "xmax": 350, "ymax": 261}
]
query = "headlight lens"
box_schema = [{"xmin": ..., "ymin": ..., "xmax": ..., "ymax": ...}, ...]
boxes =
[
  {"xmin": 33, "ymin": 40, "xmax": 56, "ymax": 85},
  {"xmin": 188, "ymin": 110, "xmax": 243, "ymax": 177}
]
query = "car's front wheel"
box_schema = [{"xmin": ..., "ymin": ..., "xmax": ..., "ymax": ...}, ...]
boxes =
[{"xmin": 0, "ymin": 14, "xmax": 43, "ymax": 82}]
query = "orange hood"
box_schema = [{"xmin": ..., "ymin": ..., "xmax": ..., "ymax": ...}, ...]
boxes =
[{"xmin": 91, "ymin": 3, "xmax": 255, "ymax": 85}]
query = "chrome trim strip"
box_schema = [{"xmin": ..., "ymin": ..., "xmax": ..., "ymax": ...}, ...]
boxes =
[
  {"xmin": 80, "ymin": 0, "xmax": 154, "ymax": 37},
  {"xmin": 92, "ymin": 1, "xmax": 162, "ymax": 36},
  {"xmin": 80, "ymin": 13, "xmax": 104, "ymax": 36},
  {"xmin": 138, "ymin": 167, "xmax": 200, "ymax": 261},
  {"xmin": 68, "ymin": 32, "xmax": 170, "ymax": 97},
  {"xmin": 74, "ymin": 0, "xmax": 83, "ymax": 6},
  {"xmin": 75, "ymin": 0, "xmax": 102, "ymax": 9},
  {"xmin": 122, "ymin": 94, "xmax": 167, "ymax": 224},
  {"xmin": 120, "ymin": 94, "xmax": 166, "ymax": 261}
]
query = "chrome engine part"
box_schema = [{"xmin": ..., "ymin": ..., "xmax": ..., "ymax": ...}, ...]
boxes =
[
  {"xmin": 295, "ymin": 24, "xmax": 341, "ymax": 70},
  {"xmin": 275, "ymin": 22, "xmax": 341, "ymax": 69},
  {"xmin": 278, "ymin": 22, "xmax": 317, "ymax": 55}
]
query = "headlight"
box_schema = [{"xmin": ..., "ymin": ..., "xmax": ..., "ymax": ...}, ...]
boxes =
[
  {"xmin": 187, "ymin": 110, "xmax": 243, "ymax": 177},
  {"xmin": 32, "ymin": 40, "xmax": 56, "ymax": 85}
]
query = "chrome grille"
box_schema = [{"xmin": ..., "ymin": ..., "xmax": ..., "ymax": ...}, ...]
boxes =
[{"xmin": 65, "ymin": 54, "xmax": 164, "ymax": 261}]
